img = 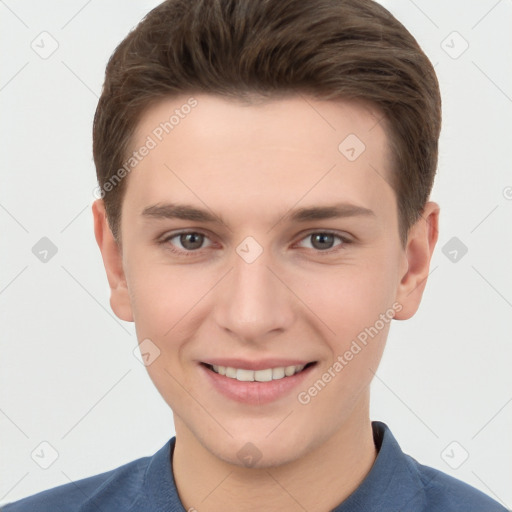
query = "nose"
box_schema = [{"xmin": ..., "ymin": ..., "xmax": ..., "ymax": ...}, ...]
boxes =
[{"xmin": 213, "ymin": 247, "xmax": 296, "ymax": 344}]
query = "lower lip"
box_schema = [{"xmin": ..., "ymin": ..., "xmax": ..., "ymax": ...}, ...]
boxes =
[{"xmin": 200, "ymin": 363, "xmax": 316, "ymax": 405}]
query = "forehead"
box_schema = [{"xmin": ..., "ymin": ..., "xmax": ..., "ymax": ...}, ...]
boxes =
[
  {"xmin": 123, "ymin": 93, "xmax": 395, "ymax": 227},
  {"xmin": 134, "ymin": 93, "xmax": 388, "ymax": 155}
]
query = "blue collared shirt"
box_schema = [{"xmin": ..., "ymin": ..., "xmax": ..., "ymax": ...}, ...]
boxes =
[{"xmin": 1, "ymin": 421, "xmax": 508, "ymax": 511}]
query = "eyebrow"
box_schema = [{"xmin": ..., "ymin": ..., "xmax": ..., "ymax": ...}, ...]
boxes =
[{"xmin": 141, "ymin": 202, "xmax": 376, "ymax": 226}]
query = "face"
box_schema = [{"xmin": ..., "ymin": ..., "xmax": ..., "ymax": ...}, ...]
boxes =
[{"xmin": 94, "ymin": 93, "xmax": 436, "ymax": 468}]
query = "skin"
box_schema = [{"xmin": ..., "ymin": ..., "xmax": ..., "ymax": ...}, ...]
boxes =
[{"xmin": 93, "ymin": 94, "xmax": 439, "ymax": 512}]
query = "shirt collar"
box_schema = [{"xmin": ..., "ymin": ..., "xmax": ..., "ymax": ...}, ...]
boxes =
[
  {"xmin": 332, "ymin": 421, "xmax": 427, "ymax": 511},
  {"xmin": 144, "ymin": 437, "xmax": 185, "ymax": 512}
]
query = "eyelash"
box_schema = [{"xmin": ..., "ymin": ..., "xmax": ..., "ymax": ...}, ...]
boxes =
[{"xmin": 158, "ymin": 230, "xmax": 352, "ymax": 257}]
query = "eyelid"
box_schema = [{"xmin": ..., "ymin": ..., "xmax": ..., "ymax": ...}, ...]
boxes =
[
  {"xmin": 159, "ymin": 229, "xmax": 215, "ymax": 248},
  {"xmin": 293, "ymin": 229, "xmax": 352, "ymax": 251},
  {"xmin": 295, "ymin": 228, "xmax": 353, "ymax": 242}
]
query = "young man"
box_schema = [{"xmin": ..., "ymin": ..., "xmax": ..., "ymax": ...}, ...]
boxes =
[{"xmin": 2, "ymin": 0, "xmax": 507, "ymax": 511}]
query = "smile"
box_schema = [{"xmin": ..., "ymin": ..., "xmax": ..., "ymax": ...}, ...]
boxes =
[
  {"xmin": 205, "ymin": 363, "xmax": 315, "ymax": 382},
  {"xmin": 200, "ymin": 359, "xmax": 318, "ymax": 404}
]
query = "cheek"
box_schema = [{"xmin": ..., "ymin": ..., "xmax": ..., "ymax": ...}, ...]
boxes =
[
  {"xmin": 126, "ymin": 265, "xmax": 207, "ymax": 406},
  {"xmin": 300, "ymin": 260, "xmax": 396, "ymax": 337},
  {"xmin": 296, "ymin": 258, "xmax": 397, "ymax": 397},
  {"xmin": 302, "ymin": 266, "xmax": 394, "ymax": 402},
  {"xmin": 127, "ymin": 262, "xmax": 204, "ymax": 329},
  {"xmin": 127, "ymin": 263, "xmax": 218, "ymax": 375}
]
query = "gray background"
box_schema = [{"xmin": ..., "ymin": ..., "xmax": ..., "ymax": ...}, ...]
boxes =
[{"xmin": 1, "ymin": 0, "xmax": 511, "ymax": 507}]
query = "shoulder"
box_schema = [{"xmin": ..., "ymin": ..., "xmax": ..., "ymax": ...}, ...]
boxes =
[
  {"xmin": 365, "ymin": 422, "xmax": 508, "ymax": 512},
  {"xmin": 0, "ymin": 453, "xmax": 153, "ymax": 512},
  {"xmin": 404, "ymin": 454, "xmax": 508, "ymax": 512}
]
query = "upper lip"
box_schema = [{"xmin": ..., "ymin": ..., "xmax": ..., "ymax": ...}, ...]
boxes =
[{"xmin": 201, "ymin": 358, "xmax": 316, "ymax": 371}]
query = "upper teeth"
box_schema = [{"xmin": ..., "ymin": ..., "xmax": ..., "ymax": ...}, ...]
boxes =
[{"xmin": 211, "ymin": 364, "xmax": 306, "ymax": 382}]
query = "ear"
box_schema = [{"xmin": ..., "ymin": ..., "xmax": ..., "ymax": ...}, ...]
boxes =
[
  {"xmin": 92, "ymin": 199, "xmax": 134, "ymax": 322},
  {"xmin": 394, "ymin": 201, "xmax": 440, "ymax": 320}
]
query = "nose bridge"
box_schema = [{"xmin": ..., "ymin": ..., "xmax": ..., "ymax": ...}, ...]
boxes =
[{"xmin": 213, "ymin": 244, "xmax": 294, "ymax": 341}]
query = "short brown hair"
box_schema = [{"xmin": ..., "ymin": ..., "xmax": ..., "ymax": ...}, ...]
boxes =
[{"xmin": 93, "ymin": 0, "xmax": 441, "ymax": 247}]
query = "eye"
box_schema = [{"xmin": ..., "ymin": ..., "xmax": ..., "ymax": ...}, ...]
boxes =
[
  {"xmin": 161, "ymin": 231, "xmax": 213, "ymax": 254},
  {"xmin": 296, "ymin": 231, "xmax": 350, "ymax": 252}
]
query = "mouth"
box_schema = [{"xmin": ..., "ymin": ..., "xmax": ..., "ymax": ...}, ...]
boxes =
[
  {"xmin": 201, "ymin": 361, "xmax": 317, "ymax": 382},
  {"xmin": 199, "ymin": 360, "xmax": 318, "ymax": 405}
]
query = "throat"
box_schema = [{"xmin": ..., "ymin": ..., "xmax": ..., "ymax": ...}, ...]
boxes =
[{"xmin": 171, "ymin": 414, "xmax": 377, "ymax": 512}]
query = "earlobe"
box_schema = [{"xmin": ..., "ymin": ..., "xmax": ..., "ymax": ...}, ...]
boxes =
[
  {"xmin": 92, "ymin": 199, "xmax": 134, "ymax": 322},
  {"xmin": 394, "ymin": 201, "xmax": 440, "ymax": 320}
]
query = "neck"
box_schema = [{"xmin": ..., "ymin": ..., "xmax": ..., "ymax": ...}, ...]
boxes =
[{"xmin": 172, "ymin": 400, "xmax": 377, "ymax": 512}]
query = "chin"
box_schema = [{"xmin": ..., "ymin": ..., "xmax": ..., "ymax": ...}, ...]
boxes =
[
  {"xmin": 224, "ymin": 444, "xmax": 296, "ymax": 469},
  {"xmin": 201, "ymin": 427, "xmax": 310, "ymax": 470}
]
